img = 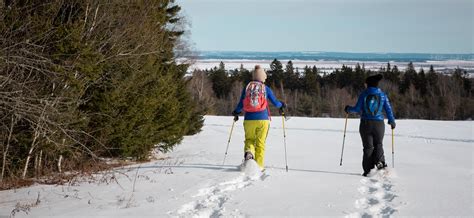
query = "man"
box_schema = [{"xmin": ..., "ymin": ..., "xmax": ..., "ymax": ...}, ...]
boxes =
[
  {"xmin": 345, "ymin": 74, "xmax": 396, "ymax": 176},
  {"xmin": 232, "ymin": 65, "xmax": 285, "ymax": 170}
]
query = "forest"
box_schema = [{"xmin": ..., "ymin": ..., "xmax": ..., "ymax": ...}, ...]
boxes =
[{"xmin": 188, "ymin": 59, "xmax": 473, "ymax": 120}]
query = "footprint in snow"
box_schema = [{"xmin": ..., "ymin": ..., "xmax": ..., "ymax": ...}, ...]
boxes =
[
  {"xmin": 346, "ymin": 169, "xmax": 398, "ymax": 217},
  {"xmin": 175, "ymin": 160, "xmax": 267, "ymax": 217}
]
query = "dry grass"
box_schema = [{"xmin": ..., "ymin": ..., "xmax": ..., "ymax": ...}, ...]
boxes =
[
  {"xmin": 0, "ymin": 158, "xmax": 140, "ymax": 191},
  {"xmin": 10, "ymin": 192, "xmax": 41, "ymax": 217}
]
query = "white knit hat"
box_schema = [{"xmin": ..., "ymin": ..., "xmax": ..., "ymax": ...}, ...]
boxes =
[{"xmin": 253, "ymin": 65, "xmax": 267, "ymax": 82}]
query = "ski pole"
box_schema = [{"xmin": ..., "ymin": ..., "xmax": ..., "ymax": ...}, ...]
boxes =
[
  {"xmin": 222, "ymin": 119, "xmax": 236, "ymax": 166},
  {"xmin": 391, "ymin": 128, "xmax": 395, "ymax": 168},
  {"xmin": 339, "ymin": 113, "xmax": 349, "ymax": 166},
  {"xmin": 282, "ymin": 112, "xmax": 289, "ymax": 172}
]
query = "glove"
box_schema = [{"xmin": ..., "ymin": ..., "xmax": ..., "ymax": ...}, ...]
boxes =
[
  {"xmin": 344, "ymin": 105, "xmax": 350, "ymax": 114},
  {"xmin": 232, "ymin": 111, "xmax": 240, "ymax": 121},
  {"xmin": 388, "ymin": 120, "xmax": 396, "ymax": 129},
  {"xmin": 279, "ymin": 102, "xmax": 286, "ymax": 115}
]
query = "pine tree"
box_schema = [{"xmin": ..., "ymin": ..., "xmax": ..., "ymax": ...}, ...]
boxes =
[
  {"xmin": 427, "ymin": 65, "xmax": 438, "ymax": 88},
  {"xmin": 400, "ymin": 62, "xmax": 416, "ymax": 94},
  {"xmin": 286, "ymin": 60, "xmax": 295, "ymax": 74},
  {"xmin": 384, "ymin": 63, "xmax": 399, "ymax": 84},
  {"xmin": 219, "ymin": 61, "xmax": 225, "ymax": 71},
  {"xmin": 352, "ymin": 64, "xmax": 366, "ymax": 93},
  {"xmin": 239, "ymin": 64, "xmax": 252, "ymax": 85},
  {"xmin": 303, "ymin": 66, "xmax": 320, "ymax": 95},
  {"xmin": 81, "ymin": 0, "xmax": 204, "ymax": 158},
  {"xmin": 284, "ymin": 60, "xmax": 300, "ymax": 90},
  {"xmin": 268, "ymin": 59, "xmax": 284, "ymax": 88},
  {"xmin": 415, "ymin": 68, "xmax": 428, "ymax": 96},
  {"xmin": 209, "ymin": 62, "xmax": 231, "ymax": 98}
]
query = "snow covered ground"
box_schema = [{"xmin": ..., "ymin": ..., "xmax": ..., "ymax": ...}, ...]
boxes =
[
  {"xmin": 0, "ymin": 116, "xmax": 472, "ymax": 217},
  {"xmin": 187, "ymin": 59, "xmax": 474, "ymax": 76}
]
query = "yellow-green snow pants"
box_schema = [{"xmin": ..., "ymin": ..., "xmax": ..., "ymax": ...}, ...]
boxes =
[{"xmin": 243, "ymin": 120, "xmax": 270, "ymax": 169}]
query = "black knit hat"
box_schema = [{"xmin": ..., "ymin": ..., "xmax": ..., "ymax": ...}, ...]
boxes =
[{"xmin": 365, "ymin": 74, "xmax": 383, "ymax": 87}]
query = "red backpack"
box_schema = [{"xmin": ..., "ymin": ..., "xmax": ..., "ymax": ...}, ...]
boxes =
[{"xmin": 243, "ymin": 81, "xmax": 268, "ymax": 112}]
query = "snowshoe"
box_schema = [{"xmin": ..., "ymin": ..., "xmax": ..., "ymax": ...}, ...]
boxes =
[{"xmin": 240, "ymin": 159, "xmax": 262, "ymax": 180}]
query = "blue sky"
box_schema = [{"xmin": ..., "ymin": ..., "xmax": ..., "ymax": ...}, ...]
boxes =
[{"xmin": 177, "ymin": 0, "xmax": 473, "ymax": 54}]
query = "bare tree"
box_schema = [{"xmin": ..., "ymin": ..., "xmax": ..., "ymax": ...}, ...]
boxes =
[
  {"xmin": 187, "ymin": 70, "xmax": 216, "ymax": 113},
  {"xmin": 327, "ymin": 88, "xmax": 353, "ymax": 117},
  {"xmin": 439, "ymin": 77, "xmax": 462, "ymax": 120},
  {"xmin": 1, "ymin": 116, "xmax": 16, "ymax": 182}
]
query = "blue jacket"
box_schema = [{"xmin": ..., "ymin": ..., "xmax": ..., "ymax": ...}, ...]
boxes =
[
  {"xmin": 347, "ymin": 87, "xmax": 395, "ymax": 123},
  {"xmin": 234, "ymin": 82, "xmax": 283, "ymax": 120}
]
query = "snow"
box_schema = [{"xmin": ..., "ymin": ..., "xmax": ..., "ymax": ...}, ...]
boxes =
[
  {"xmin": 1, "ymin": 116, "xmax": 473, "ymax": 217},
  {"xmin": 187, "ymin": 59, "xmax": 474, "ymax": 74}
]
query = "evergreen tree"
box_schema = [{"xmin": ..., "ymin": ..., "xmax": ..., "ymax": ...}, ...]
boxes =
[
  {"xmin": 284, "ymin": 60, "xmax": 300, "ymax": 90},
  {"xmin": 352, "ymin": 63, "xmax": 366, "ymax": 92},
  {"xmin": 415, "ymin": 68, "xmax": 428, "ymax": 96},
  {"xmin": 427, "ymin": 65, "xmax": 437, "ymax": 83},
  {"xmin": 268, "ymin": 59, "xmax": 284, "ymax": 88},
  {"xmin": 337, "ymin": 65, "xmax": 353, "ymax": 89},
  {"xmin": 384, "ymin": 63, "xmax": 399, "ymax": 84},
  {"xmin": 286, "ymin": 60, "xmax": 295, "ymax": 75},
  {"xmin": 209, "ymin": 62, "xmax": 231, "ymax": 98},
  {"xmin": 81, "ymin": 1, "xmax": 204, "ymax": 158},
  {"xmin": 219, "ymin": 61, "xmax": 225, "ymax": 71},
  {"xmin": 453, "ymin": 68, "xmax": 472, "ymax": 97},
  {"xmin": 303, "ymin": 66, "xmax": 320, "ymax": 95},
  {"xmin": 400, "ymin": 62, "xmax": 416, "ymax": 94},
  {"xmin": 238, "ymin": 64, "xmax": 252, "ymax": 85}
]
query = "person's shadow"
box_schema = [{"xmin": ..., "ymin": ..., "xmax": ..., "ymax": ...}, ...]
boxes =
[
  {"xmin": 134, "ymin": 163, "xmax": 360, "ymax": 176},
  {"xmin": 266, "ymin": 166, "xmax": 361, "ymax": 176}
]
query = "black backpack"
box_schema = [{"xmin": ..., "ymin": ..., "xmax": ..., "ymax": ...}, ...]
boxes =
[{"xmin": 364, "ymin": 94, "xmax": 382, "ymax": 116}]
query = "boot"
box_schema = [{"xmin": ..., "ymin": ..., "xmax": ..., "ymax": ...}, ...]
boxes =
[
  {"xmin": 244, "ymin": 152, "xmax": 254, "ymax": 160},
  {"xmin": 376, "ymin": 161, "xmax": 387, "ymax": 170}
]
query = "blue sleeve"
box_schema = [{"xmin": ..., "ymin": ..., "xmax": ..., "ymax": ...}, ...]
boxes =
[
  {"xmin": 383, "ymin": 93, "xmax": 395, "ymax": 123},
  {"xmin": 266, "ymin": 86, "xmax": 283, "ymax": 108},
  {"xmin": 234, "ymin": 88, "xmax": 246, "ymax": 113},
  {"xmin": 348, "ymin": 92, "xmax": 364, "ymax": 113}
]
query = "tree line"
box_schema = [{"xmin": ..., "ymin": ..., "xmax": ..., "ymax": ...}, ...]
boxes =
[
  {"xmin": 0, "ymin": 0, "xmax": 203, "ymax": 186},
  {"xmin": 188, "ymin": 59, "xmax": 473, "ymax": 120}
]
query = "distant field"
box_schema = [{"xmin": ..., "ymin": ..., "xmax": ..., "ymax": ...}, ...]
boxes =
[{"xmin": 185, "ymin": 51, "xmax": 474, "ymax": 75}]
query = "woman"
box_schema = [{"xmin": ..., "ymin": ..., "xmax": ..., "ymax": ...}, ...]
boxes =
[
  {"xmin": 345, "ymin": 74, "xmax": 396, "ymax": 176},
  {"xmin": 232, "ymin": 65, "xmax": 285, "ymax": 170}
]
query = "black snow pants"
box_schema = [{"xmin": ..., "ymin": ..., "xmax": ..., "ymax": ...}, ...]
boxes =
[{"xmin": 359, "ymin": 119, "xmax": 385, "ymax": 173}]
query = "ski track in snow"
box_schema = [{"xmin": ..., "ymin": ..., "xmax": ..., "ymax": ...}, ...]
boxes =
[
  {"xmin": 347, "ymin": 169, "xmax": 397, "ymax": 217},
  {"xmin": 173, "ymin": 161, "xmax": 265, "ymax": 217}
]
